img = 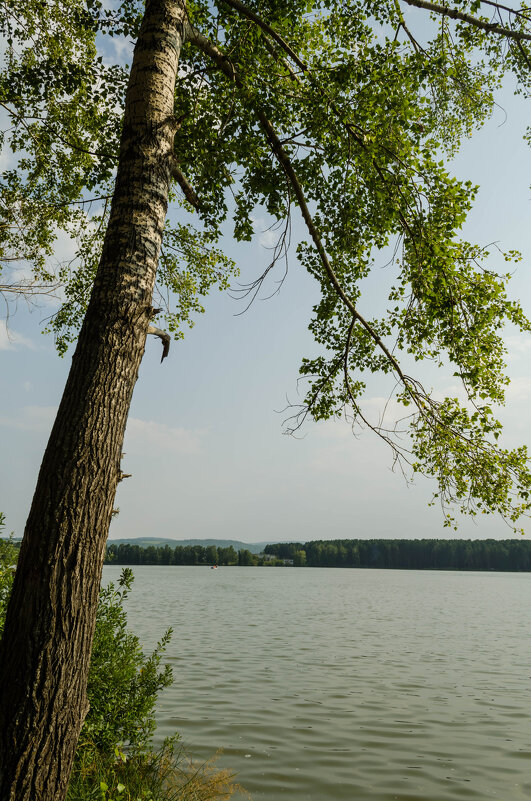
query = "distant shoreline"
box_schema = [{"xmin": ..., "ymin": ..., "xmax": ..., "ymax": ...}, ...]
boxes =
[{"xmin": 104, "ymin": 537, "xmax": 531, "ymax": 572}]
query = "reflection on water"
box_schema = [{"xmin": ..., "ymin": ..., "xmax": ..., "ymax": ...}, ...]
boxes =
[{"xmin": 102, "ymin": 565, "xmax": 531, "ymax": 801}]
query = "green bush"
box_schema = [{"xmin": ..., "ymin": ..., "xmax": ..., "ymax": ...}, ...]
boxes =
[
  {"xmin": 0, "ymin": 513, "xmax": 20, "ymax": 637},
  {"xmin": 0, "ymin": 520, "xmax": 241, "ymax": 801},
  {"xmin": 80, "ymin": 567, "xmax": 173, "ymax": 756},
  {"xmin": 0, "ymin": 532, "xmax": 173, "ymax": 766}
]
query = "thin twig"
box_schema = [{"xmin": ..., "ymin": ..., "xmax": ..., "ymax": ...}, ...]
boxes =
[{"xmin": 402, "ymin": 0, "xmax": 531, "ymax": 41}]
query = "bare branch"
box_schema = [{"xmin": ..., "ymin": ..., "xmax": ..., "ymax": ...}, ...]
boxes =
[
  {"xmin": 171, "ymin": 158, "xmax": 200, "ymax": 209},
  {"xmin": 0, "ymin": 278, "xmax": 61, "ymax": 300},
  {"xmin": 480, "ymin": 0, "xmax": 531, "ymax": 23},
  {"xmin": 402, "ymin": 0, "xmax": 531, "ymax": 41},
  {"xmin": 147, "ymin": 324, "xmax": 170, "ymax": 362}
]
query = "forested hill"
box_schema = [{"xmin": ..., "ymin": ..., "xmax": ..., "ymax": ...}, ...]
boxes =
[{"xmin": 105, "ymin": 538, "xmax": 531, "ymax": 571}]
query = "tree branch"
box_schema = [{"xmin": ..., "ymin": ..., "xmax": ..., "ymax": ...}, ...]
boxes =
[
  {"xmin": 185, "ymin": 17, "xmax": 531, "ymax": 525},
  {"xmin": 219, "ymin": 0, "xmax": 307, "ymax": 72},
  {"xmin": 171, "ymin": 158, "xmax": 200, "ymax": 209},
  {"xmin": 402, "ymin": 0, "xmax": 531, "ymax": 41},
  {"xmin": 196, "ymin": 4, "xmax": 426, "ymax": 248},
  {"xmin": 185, "ymin": 23, "xmax": 410, "ymax": 385},
  {"xmin": 481, "ymin": 0, "xmax": 531, "ymax": 22},
  {"xmin": 147, "ymin": 324, "xmax": 170, "ymax": 362}
]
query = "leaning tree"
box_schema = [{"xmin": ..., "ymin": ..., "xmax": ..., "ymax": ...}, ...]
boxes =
[{"xmin": 1, "ymin": 1, "xmax": 531, "ymax": 798}]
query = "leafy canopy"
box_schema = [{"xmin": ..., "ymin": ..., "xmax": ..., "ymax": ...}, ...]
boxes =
[{"xmin": 2, "ymin": 0, "xmax": 531, "ymax": 527}]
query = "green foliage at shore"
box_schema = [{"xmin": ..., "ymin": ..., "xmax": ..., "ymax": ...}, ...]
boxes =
[
  {"xmin": 0, "ymin": 525, "xmax": 241, "ymax": 801},
  {"xmin": 80, "ymin": 568, "xmax": 173, "ymax": 756},
  {"xmin": 105, "ymin": 538, "xmax": 531, "ymax": 572},
  {"xmin": 68, "ymin": 570, "xmax": 242, "ymax": 801},
  {"xmin": 0, "ymin": 515, "xmax": 19, "ymax": 635}
]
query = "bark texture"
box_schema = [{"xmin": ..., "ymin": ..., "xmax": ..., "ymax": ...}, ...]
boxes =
[{"xmin": 0, "ymin": 2, "xmax": 187, "ymax": 799}]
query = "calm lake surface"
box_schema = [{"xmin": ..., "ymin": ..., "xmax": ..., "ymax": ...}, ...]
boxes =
[{"xmin": 102, "ymin": 565, "xmax": 531, "ymax": 801}]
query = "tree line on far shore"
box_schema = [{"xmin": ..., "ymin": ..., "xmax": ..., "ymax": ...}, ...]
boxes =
[{"xmin": 104, "ymin": 538, "xmax": 531, "ymax": 572}]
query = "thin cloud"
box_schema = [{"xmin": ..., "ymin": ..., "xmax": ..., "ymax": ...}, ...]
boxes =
[
  {"xmin": 125, "ymin": 417, "xmax": 206, "ymax": 455},
  {"xmin": 0, "ymin": 326, "xmax": 37, "ymax": 351},
  {"xmin": 504, "ymin": 333, "xmax": 531, "ymax": 361},
  {"xmin": 506, "ymin": 376, "xmax": 531, "ymax": 404},
  {"xmin": 259, "ymin": 229, "xmax": 278, "ymax": 248},
  {"xmin": 0, "ymin": 405, "xmax": 57, "ymax": 431}
]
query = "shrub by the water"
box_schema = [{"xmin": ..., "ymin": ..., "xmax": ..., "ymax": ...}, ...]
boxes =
[
  {"xmin": 80, "ymin": 566, "xmax": 173, "ymax": 755},
  {"xmin": 0, "ymin": 515, "xmax": 241, "ymax": 801},
  {"xmin": 0, "ymin": 515, "xmax": 19, "ymax": 635}
]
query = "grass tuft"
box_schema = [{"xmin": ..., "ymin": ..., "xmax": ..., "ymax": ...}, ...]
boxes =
[{"xmin": 67, "ymin": 737, "xmax": 248, "ymax": 801}]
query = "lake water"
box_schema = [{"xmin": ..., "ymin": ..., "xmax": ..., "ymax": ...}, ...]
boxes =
[{"xmin": 102, "ymin": 565, "xmax": 531, "ymax": 801}]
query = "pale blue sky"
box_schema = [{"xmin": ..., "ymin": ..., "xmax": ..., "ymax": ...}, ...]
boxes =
[{"xmin": 2, "ymin": 21, "xmax": 531, "ymax": 544}]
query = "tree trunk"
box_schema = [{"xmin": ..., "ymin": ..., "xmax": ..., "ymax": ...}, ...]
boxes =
[{"xmin": 0, "ymin": 2, "xmax": 186, "ymax": 798}]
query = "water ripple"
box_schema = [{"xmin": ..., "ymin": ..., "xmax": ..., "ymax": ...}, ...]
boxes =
[{"xmin": 103, "ymin": 565, "xmax": 531, "ymax": 801}]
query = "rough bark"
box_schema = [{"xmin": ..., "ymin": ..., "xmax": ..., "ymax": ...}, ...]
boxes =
[{"xmin": 0, "ymin": 2, "xmax": 187, "ymax": 799}]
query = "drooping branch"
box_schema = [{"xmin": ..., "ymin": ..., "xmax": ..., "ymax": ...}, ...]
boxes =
[
  {"xmin": 185, "ymin": 22, "xmax": 408, "ymax": 386},
  {"xmin": 255, "ymin": 115, "xmax": 410, "ymax": 385},
  {"xmin": 402, "ymin": 0, "xmax": 531, "ymax": 41},
  {"xmin": 184, "ymin": 23, "xmax": 453, "ymax": 411},
  {"xmin": 0, "ymin": 102, "xmax": 116, "ymax": 161},
  {"xmin": 219, "ymin": 0, "xmax": 307, "ymax": 72},
  {"xmin": 202, "ymin": 2, "xmax": 430, "ymax": 251},
  {"xmin": 481, "ymin": 0, "xmax": 531, "ymax": 22},
  {"xmin": 185, "ymin": 27, "xmax": 456, "ymax": 456},
  {"xmin": 185, "ymin": 21, "xmax": 531, "ymax": 527},
  {"xmin": 0, "ymin": 280, "xmax": 61, "ymax": 298}
]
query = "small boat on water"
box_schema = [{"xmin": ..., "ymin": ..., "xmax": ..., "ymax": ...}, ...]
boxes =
[{"xmin": 210, "ymin": 565, "xmax": 218, "ymax": 569}]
